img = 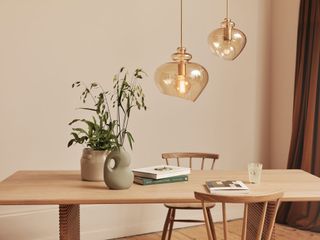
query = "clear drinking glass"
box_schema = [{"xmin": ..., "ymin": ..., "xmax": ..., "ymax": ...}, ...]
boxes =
[{"xmin": 248, "ymin": 162, "xmax": 263, "ymax": 184}]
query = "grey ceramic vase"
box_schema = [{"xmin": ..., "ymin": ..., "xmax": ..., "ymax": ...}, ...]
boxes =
[
  {"xmin": 103, "ymin": 147, "xmax": 134, "ymax": 189},
  {"xmin": 81, "ymin": 148, "xmax": 108, "ymax": 181}
]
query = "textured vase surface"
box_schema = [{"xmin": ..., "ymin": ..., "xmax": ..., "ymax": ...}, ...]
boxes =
[
  {"xmin": 81, "ymin": 148, "xmax": 108, "ymax": 181},
  {"xmin": 104, "ymin": 147, "xmax": 134, "ymax": 190}
]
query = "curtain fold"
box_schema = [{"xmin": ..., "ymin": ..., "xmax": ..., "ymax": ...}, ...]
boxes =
[{"xmin": 276, "ymin": 0, "xmax": 320, "ymax": 232}]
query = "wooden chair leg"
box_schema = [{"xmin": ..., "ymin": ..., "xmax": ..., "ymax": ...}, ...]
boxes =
[
  {"xmin": 162, "ymin": 208, "xmax": 173, "ymax": 240},
  {"xmin": 222, "ymin": 203, "xmax": 228, "ymax": 240},
  {"xmin": 202, "ymin": 204, "xmax": 214, "ymax": 240},
  {"xmin": 206, "ymin": 208, "xmax": 217, "ymax": 240},
  {"xmin": 167, "ymin": 208, "xmax": 176, "ymax": 240}
]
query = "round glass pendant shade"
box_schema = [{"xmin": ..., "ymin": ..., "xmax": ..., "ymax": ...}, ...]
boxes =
[
  {"xmin": 155, "ymin": 61, "xmax": 208, "ymax": 102},
  {"xmin": 208, "ymin": 19, "xmax": 247, "ymax": 60}
]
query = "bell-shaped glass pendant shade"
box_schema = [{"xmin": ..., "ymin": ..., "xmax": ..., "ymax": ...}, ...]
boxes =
[
  {"xmin": 208, "ymin": 18, "xmax": 246, "ymax": 60},
  {"xmin": 155, "ymin": 47, "xmax": 208, "ymax": 102}
]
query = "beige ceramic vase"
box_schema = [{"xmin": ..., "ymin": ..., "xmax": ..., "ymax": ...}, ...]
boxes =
[{"xmin": 80, "ymin": 148, "xmax": 109, "ymax": 181}]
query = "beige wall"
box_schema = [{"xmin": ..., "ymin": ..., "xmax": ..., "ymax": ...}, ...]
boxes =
[
  {"xmin": 270, "ymin": 0, "xmax": 300, "ymax": 169},
  {"xmin": 0, "ymin": 0, "xmax": 298, "ymax": 239}
]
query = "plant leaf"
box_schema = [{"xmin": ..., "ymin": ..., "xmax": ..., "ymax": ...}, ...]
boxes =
[
  {"xmin": 78, "ymin": 107, "xmax": 96, "ymax": 112},
  {"xmin": 69, "ymin": 119, "xmax": 80, "ymax": 125}
]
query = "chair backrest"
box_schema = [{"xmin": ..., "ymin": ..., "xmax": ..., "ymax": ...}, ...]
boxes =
[
  {"xmin": 194, "ymin": 191, "xmax": 283, "ymax": 240},
  {"xmin": 162, "ymin": 152, "xmax": 219, "ymax": 170}
]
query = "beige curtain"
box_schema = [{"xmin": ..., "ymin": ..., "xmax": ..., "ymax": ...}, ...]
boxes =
[{"xmin": 276, "ymin": 0, "xmax": 320, "ymax": 232}]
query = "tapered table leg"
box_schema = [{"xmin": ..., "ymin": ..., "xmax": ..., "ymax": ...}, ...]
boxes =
[{"xmin": 59, "ymin": 204, "xmax": 80, "ymax": 240}]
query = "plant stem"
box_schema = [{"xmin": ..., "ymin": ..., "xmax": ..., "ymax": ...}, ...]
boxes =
[
  {"xmin": 82, "ymin": 82, "xmax": 97, "ymax": 104},
  {"xmin": 116, "ymin": 74, "xmax": 122, "ymax": 145},
  {"xmin": 98, "ymin": 83, "xmax": 113, "ymax": 123}
]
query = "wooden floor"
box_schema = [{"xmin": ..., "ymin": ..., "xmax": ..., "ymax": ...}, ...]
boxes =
[{"xmin": 118, "ymin": 220, "xmax": 320, "ymax": 240}]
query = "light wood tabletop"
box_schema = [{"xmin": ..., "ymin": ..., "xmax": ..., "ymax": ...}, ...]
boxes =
[
  {"xmin": 1, "ymin": 169, "xmax": 319, "ymax": 240},
  {"xmin": 0, "ymin": 169, "xmax": 319, "ymax": 205}
]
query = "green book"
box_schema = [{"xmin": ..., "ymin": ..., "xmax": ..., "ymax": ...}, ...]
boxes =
[{"xmin": 134, "ymin": 175, "xmax": 188, "ymax": 185}]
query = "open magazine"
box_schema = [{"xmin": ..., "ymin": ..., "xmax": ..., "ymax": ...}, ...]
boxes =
[{"xmin": 206, "ymin": 180, "xmax": 249, "ymax": 194}]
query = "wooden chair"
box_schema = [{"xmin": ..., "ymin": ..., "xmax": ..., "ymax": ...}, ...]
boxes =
[
  {"xmin": 194, "ymin": 191, "xmax": 283, "ymax": 240},
  {"xmin": 161, "ymin": 152, "xmax": 219, "ymax": 240}
]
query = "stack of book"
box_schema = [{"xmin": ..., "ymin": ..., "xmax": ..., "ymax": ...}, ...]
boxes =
[{"xmin": 132, "ymin": 165, "xmax": 190, "ymax": 185}]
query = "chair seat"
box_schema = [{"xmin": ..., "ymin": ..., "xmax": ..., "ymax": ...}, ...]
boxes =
[{"xmin": 164, "ymin": 202, "xmax": 215, "ymax": 209}]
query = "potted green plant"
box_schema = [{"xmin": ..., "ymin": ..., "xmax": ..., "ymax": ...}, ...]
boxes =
[
  {"xmin": 68, "ymin": 67, "xmax": 147, "ymax": 184},
  {"xmin": 68, "ymin": 80, "xmax": 117, "ymax": 181},
  {"xmin": 103, "ymin": 67, "xmax": 147, "ymax": 189}
]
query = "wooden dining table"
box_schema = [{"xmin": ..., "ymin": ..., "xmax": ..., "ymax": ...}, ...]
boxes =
[{"xmin": 0, "ymin": 169, "xmax": 319, "ymax": 240}]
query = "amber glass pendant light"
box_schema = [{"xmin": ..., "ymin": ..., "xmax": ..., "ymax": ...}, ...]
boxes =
[
  {"xmin": 208, "ymin": 0, "xmax": 247, "ymax": 60},
  {"xmin": 155, "ymin": 0, "xmax": 208, "ymax": 102}
]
